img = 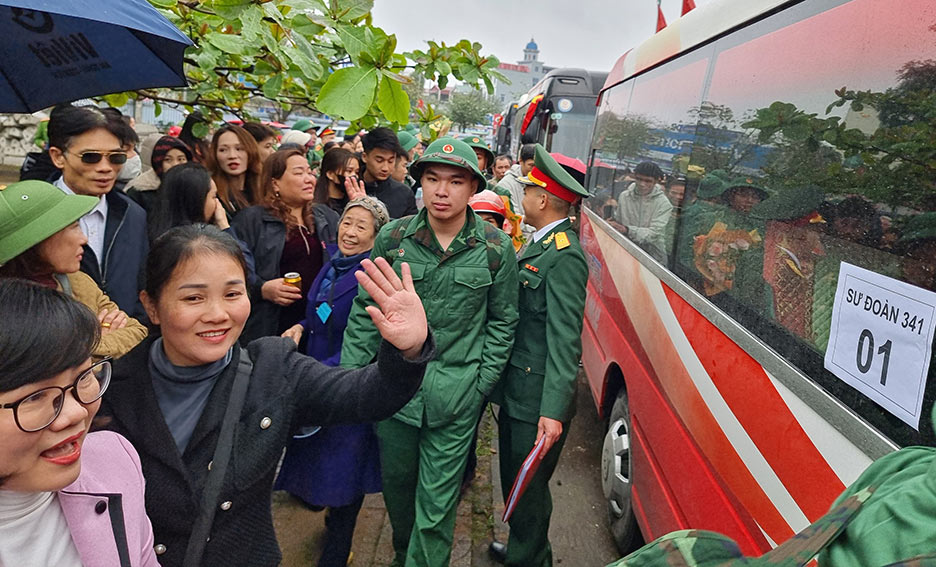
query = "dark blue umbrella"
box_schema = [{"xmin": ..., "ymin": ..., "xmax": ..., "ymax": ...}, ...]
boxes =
[{"xmin": 0, "ymin": 1, "xmax": 192, "ymax": 112}]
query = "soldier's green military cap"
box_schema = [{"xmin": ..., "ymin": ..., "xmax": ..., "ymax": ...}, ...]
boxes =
[
  {"xmin": 409, "ymin": 137, "xmax": 487, "ymax": 189},
  {"xmin": 520, "ymin": 143, "xmax": 588, "ymax": 203},
  {"xmin": 459, "ymin": 135, "xmax": 494, "ymax": 166},
  {"xmin": 292, "ymin": 118, "xmax": 313, "ymax": 133},
  {"xmin": 695, "ymin": 169, "xmax": 733, "ymax": 199},
  {"xmin": 404, "ymin": 123, "xmax": 420, "ymax": 135},
  {"xmin": 724, "ymin": 174, "xmax": 770, "ymax": 200},
  {"xmin": 397, "ymin": 130, "xmax": 419, "ymax": 153},
  {"xmin": 751, "ymin": 185, "xmax": 825, "ymax": 221},
  {"xmin": 899, "ymin": 212, "xmax": 936, "ymax": 245}
]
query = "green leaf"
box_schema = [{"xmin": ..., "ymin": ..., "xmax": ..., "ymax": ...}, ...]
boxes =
[
  {"xmin": 263, "ymin": 74, "xmax": 283, "ymax": 99},
  {"xmin": 101, "ymin": 92, "xmax": 129, "ymax": 107},
  {"xmin": 333, "ymin": 0, "xmax": 373, "ymax": 21},
  {"xmin": 336, "ymin": 24, "xmax": 369, "ymax": 62},
  {"xmin": 154, "ymin": 101, "xmax": 162, "ymax": 117},
  {"xmin": 195, "ymin": 46, "xmax": 218, "ymax": 71},
  {"xmin": 209, "ymin": 0, "xmax": 252, "ymax": 20},
  {"xmin": 435, "ymin": 60, "xmax": 451, "ymax": 75},
  {"xmin": 377, "ymin": 77, "xmax": 409, "ymax": 123},
  {"xmin": 286, "ymin": 46, "xmax": 323, "ymax": 81},
  {"xmin": 316, "ymin": 65, "xmax": 378, "ymax": 119},
  {"xmin": 238, "ymin": 9, "xmax": 263, "ymax": 42},
  {"xmin": 148, "ymin": 0, "xmax": 176, "ymax": 7},
  {"xmin": 206, "ymin": 32, "xmax": 244, "ymax": 55},
  {"xmin": 291, "ymin": 14, "xmax": 325, "ymax": 36},
  {"xmin": 193, "ymin": 122, "xmax": 211, "ymax": 139},
  {"xmin": 254, "ymin": 58, "xmax": 277, "ymax": 75}
]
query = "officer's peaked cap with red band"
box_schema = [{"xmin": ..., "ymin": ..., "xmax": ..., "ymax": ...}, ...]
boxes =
[{"xmin": 520, "ymin": 144, "xmax": 589, "ymax": 203}]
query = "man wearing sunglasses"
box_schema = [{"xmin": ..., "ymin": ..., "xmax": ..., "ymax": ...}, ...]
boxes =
[{"xmin": 48, "ymin": 105, "xmax": 149, "ymax": 320}]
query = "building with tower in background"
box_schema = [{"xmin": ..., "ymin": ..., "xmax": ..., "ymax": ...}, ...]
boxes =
[{"xmin": 494, "ymin": 38, "xmax": 553, "ymax": 104}]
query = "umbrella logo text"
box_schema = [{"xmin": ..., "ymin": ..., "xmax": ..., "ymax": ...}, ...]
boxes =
[
  {"xmin": 29, "ymin": 34, "xmax": 101, "ymax": 69},
  {"xmin": 11, "ymin": 9, "xmax": 53, "ymax": 34}
]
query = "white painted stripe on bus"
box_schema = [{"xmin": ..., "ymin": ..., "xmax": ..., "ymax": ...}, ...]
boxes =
[
  {"xmin": 764, "ymin": 371, "xmax": 872, "ymax": 487},
  {"xmin": 638, "ymin": 267, "xmax": 811, "ymax": 534}
]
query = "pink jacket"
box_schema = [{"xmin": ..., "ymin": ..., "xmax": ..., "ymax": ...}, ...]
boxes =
[{"xmin": 60, "ymin": 431, "xmax": 159, "ymax": 567}]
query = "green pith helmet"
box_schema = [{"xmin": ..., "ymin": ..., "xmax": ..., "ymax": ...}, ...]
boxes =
[
  {"xmin": 397, "ymin": 130, "xmax": 419, "ymax": 153},
  {"xmin": 0, "ymin": 180, "xmax": 97, "ymax": 266},
  {"xmin": 899, "ymin": 212, "xmax": 936, "ymax": 245},
  {"xmin": 695, "ymin": 169, "xmax": 733, "ymax": 199},
  {"xmin": 410, "ymin": 137, "xmax": 488, "ymax": 189},
  {"xmin": 724, "ymin": 174, "xmax": 770, "ymax": 200},
  {"xmin": 404, "ymin": 123, "xmax": 420, "ymax": 135},
  {"xmin": 292, "ymin": 118, "xmax": 313, "ymax": 132},
  {"xmin": 520, "ymin": 143, "xmax": 588, "ymax": 202},
  {"xmin": 751, "ymin": 184, "xmax": 825, "ymax": 221},
  {"xmin": 459, "ymin": 135, "xmax": 494, "ymax": 168}
]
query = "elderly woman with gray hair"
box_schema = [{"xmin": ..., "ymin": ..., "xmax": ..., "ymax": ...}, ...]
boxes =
[{"xmin": 277, "ymin": 196, "xmax": 391, "ymax": 567}]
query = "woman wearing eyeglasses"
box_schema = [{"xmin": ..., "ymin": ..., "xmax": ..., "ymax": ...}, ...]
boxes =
[
  {"xmin": 46, "ymin": 104, "xmax": 150, "ymax": 320},
  {"xmin": 0, "ymin": 180, "xmax": 147, "ymax": 359},
  {"xmin": 0, "ymin": 279, "xmax": 158, "ymax": 566}
]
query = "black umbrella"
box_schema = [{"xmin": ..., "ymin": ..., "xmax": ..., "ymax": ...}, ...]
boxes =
[{"xmin": 0, "ymin": 0, "xmax": 192, "ymax": 112}]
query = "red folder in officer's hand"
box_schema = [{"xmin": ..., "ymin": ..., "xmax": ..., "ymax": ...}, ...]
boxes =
[{"xmin": 502, "ymin": 435, "xmax": 548, "ymax": 523}]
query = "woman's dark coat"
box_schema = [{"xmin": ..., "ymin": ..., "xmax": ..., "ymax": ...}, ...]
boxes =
[
  {"xmin": 231, "ymin": 203, "xmax": 338, "ymax": 342},
  {"xmin": 98, "ymin": 334, "xmax": 430, "ymax": 567}
]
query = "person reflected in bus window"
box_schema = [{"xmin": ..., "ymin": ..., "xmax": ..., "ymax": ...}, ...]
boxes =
[
  {"xmin": 664, "ymin": 175, "xmax": 693, "ymax": 259},
  {"xmin": 609, "ymin": 161, "xmax": 672, "ymax": 262},
  {"xmin": 899, "ymin": 212, "xmax": 936, "ymax": 291},
  {"xmin": 492, "ymin": 155, "xmax": 512, "ymax": 183},
  {"xmin": 821, "ymin": 196, "xmax": 882, "ymax": 248},
  {"xmin": 665, "ymin": 175, "xmax": 688, "ymax": 208}
]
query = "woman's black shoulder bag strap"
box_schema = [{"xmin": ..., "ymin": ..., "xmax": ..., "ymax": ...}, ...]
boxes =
[{"xmin": 182, "ymin": 350, "xmax": 254, "ymax": 567}]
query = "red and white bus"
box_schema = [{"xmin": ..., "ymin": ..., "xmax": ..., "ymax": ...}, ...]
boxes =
[{"xmin": 582, "ymin": 0, "xmax": 936, "ymax": 553}]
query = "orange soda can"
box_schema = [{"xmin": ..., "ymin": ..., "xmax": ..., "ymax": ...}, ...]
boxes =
[{"xmin": 284, "ymin": 272, "xmax": 302, "ymax": 288}]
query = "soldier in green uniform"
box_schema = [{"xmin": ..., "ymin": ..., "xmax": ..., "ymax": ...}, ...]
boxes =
[
  {"xmin": 489, "ymin": 144, "xmax": 590, "ymax": 567},
  {"xmin": 341, "ymin": 137, "xmax": 520, "ymax": 567}
]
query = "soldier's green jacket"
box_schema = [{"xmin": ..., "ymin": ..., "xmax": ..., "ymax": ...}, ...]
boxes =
[
  {"xmin": 341, "ymin": 208, "xmax": 519, "ymax": 428},
  {"xmin": 491, "ymin": 219, "xmax": 587, "ymax": 424}
]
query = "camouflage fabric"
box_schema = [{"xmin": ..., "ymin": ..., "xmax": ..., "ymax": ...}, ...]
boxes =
[{"xmin": 605, "ymin": 487, "xmax": 874, "ymax": 567}]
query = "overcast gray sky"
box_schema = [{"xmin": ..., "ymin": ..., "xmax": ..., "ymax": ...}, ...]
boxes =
[{"xmin": 372, "ymin": 0, "xmax": 713, "ymax": 74}]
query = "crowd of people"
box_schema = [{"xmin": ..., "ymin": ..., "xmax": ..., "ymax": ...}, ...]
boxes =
[{"xmin": 1, "ymin": 103, "xmax": 592, "ymax": 567}]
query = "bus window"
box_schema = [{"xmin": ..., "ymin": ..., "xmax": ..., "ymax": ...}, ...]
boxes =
[
  {"xmin": 593, "ymin": 50, "xmax": 711, "ymax": 264},
  {"xmin": 545, "ymin": 96, "xmax": 598, "ymax": 162},
  {"xmin": 681, "ymin": 0, "xmax": 936, "ymax": 445}
]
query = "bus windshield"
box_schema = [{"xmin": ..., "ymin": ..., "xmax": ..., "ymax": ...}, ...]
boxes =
[{"xmin": 545, "ymin": 95, "xmax": 594, "ymax": 162}]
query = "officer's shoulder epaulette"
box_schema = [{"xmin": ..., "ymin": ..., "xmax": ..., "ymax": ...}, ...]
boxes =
[{"xmin": 554, "ymin": 231, "xmax": 570, "ymax": 250}]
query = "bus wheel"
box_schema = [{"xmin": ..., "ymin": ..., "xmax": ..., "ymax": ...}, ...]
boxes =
[{"xmin": 602, "ymin": 388, "xmax": 642, "ymax": 554}]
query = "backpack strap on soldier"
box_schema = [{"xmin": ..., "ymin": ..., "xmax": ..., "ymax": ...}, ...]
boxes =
[
  {"xmin": 479, "ymin": 221, "xmax": 504, "ymax": 279},
  {"xmin": 382, "ymin": 215, "xmax": 416, "ymax": 264}
]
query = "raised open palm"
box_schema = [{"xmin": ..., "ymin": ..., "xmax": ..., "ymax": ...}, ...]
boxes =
[{"xmin": 355, "ymin": 257, "xmax": 427, "ymax": 358}]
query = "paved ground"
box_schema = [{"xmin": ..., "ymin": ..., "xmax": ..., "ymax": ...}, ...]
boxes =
[{"xmin": 273, "ymin": 372, "xmax": 620, "ymax": 566}]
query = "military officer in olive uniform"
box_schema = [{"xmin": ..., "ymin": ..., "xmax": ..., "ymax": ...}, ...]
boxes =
[
  {"xmin": 490, "ymin": 144, "xmax": 589, "ymax": 567},
  {"xmin": 342, "ymin": 137, "xmax": 519, "ymax": 567}
]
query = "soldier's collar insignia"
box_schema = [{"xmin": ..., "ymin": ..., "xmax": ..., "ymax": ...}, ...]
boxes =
[
  {"xmin": 398, "ymin": 248, "xmax": 405, "ymax": 257},
  {"xmin": 442, "ymin": 144, "xmax": 454, "ymax": 153}
]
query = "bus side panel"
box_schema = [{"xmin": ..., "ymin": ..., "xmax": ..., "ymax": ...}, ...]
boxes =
[{"xmin": 581, "ymin": 217, "xmax": 770, "ymax": 553}]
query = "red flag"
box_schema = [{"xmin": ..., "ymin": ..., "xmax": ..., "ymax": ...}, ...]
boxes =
[
  {"xmin": 682, "ymin": 0, "xmax": 696, "ymax": 15},
  {"xmin": 656, "ymin": 1, "xmax": 667, "ymax": 32}
]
